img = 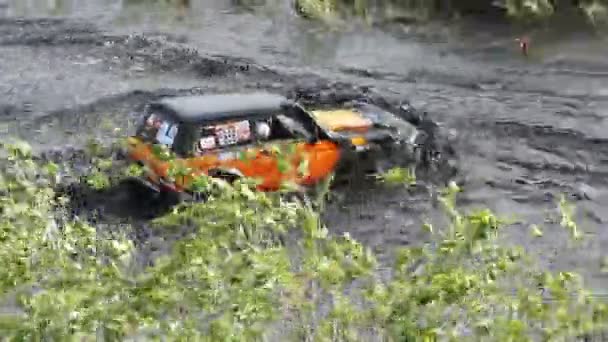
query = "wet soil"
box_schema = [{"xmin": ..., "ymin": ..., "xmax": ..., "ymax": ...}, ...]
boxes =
[{"xmin": 2, "ymin": 1, "xmax": 608, "ymax": 294}]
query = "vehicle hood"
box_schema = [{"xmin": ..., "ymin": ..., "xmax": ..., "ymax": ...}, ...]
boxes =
[
  {"xmin": 310, "ymin": 106, "xmax": 419, "ymax": 144},
  {"xmin": 310, "ymin": 109, "xmax": 373, "ymax": 133}
]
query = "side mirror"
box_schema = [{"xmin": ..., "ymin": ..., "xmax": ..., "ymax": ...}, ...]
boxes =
[
  {"xmin": 398, "ymin": 102, "xmax": 417, "ymax": 122},
  {"xmin": 399, "ymin": 100, "xmax": 415, "ymax": 112},
  {"xmin": 399, "ymin": 103, "xmax": 412, "ymax": 112}
]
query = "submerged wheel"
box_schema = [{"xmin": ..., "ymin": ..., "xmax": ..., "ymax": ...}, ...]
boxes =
[
  {"xmin": 156, "ymin": 187, "xmax": 209, "ymax": 205},
  {"xmin": 156, "ymin": 188, "xmax": 183, "ymax": 205},
  {"xmin": 207, "ymin": 168, "xmax": 243, "ymax": 184}
]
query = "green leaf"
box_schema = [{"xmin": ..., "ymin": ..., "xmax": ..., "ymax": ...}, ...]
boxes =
[
  {"xmin": 297, "ymin": 159, "xmax": 309, "ymax": 177},
  {"xmin": 86, "ymin": 172, "xmax": 110, "ymax": 190},
  {"xmin": 422, "ymin": 222, "xmax": 433, "ymax": 234},
  {"xmin": 285, "ymin": 143, "xmax": 297, "ymax": 156},
  {"xmin": 7, "ymin": 140, "xmax": 33, "ymax": 159},
  {"xmin": 376, "ymin": 167, "xmax": 416, "ymax": 185},
  {"xmin": 124, "ymin": 163, "xmax": 144, "ymax": 177},
  {"xmin": 277, "ymin": 158, "xmax": 290, "ymax": 174},
  {"xmin": 44, "ymin": 162, "xmax": 59, "ymax": 177},
  {"xmin": 530, "ymin": 224, "xmax": 543, "ymax": 237},
  {"xmin": 270, "ymin": 144, "xmax": 282, "ymax": 155}
]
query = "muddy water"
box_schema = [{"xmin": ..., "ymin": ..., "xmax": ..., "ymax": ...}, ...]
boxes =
[{"xmin": 2, "ymin": 1, "xmax": 608, "ymax": 293}]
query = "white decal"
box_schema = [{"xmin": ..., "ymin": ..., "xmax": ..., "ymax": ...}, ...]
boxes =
[
  {"xmin": 236, "ymin": 120, "xmax": 251, "ymax": 140},
  {"xmin": 198, "ymin": 136, "xmax": 216, "ymax": 150},
  {"xmin": 216, "ymin": 125, "xmax": 238, "ymax": 146},
  {"xmin": 156, "ymin": 121, "xmax": 178, "ymax": 146},
  {"xmin": 218, "ymin": 151, "xmax": 236, "ymax": 161},
  {"xmin": 214, "ymin": 120, "xmax": 251, "ymax": 146}
]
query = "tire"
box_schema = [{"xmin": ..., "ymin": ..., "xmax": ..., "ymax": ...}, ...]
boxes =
[
  {"xmin": 207, "ymin": 168, "xmax": 243, "ymax": 184},
  {"xmin": 157, "ymin": 188, "xmax": 183, "ymax": 206},
  {"xmin": 114, "ymin": 178, "xmax": 153, "ymax": 201}
]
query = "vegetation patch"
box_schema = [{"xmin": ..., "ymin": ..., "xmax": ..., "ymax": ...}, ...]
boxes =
[
  {"xmin": 293, "ymin": 0, "xmax": 608, "ymax": 27},
  {"xmin": 0, "ymin": 139, "xmax": 607, "ymax": 340}
]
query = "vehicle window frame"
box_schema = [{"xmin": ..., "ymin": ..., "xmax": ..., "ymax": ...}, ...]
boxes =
[
  {"xmin": 136, "ymin": 108, "xmax": 182, "ymax": 151},
  {"xmin": 192, "ymin": 118, "xmax": 257, "ymax": 156},
  {"xmin": 189, "ymin": 107, "xmax": 321, "ymax": 156}
]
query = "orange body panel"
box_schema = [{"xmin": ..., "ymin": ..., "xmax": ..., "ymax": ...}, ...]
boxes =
[{"xmin": 127, "ymin": 138, "xmax": 341, "ymax": 192}]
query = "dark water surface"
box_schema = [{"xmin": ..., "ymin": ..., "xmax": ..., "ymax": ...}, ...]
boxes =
[{"xmin": 2, "ymin": 0, "xmax": 608, "ymax": 293}]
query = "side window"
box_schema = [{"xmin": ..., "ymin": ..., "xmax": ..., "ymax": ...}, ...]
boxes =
[
  {"xmin": 194, "ymin": 119, "xmax": 252, "ymax": 156},
  {"xmin": 138, "ymin": 112, "xmax": 179, "ymax": 148}
]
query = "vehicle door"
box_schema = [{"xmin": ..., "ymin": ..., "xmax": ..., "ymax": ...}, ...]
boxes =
[
  {"xmin": 274, "ymin": 112, "xmax": 341, "ymax": 185},
  {"xmin": 196, "ymin": 116, "xmax": 306, "ymax": 190},
  {"xmin": 239, "ymin": 118, "xmax": 301, "ymax": 190},
  {"xmin": 185, "ymin": 118, "xmax": 282, "ymax": 189}
]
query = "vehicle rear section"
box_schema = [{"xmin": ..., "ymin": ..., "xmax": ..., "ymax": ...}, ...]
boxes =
[{"xmin": 126, "ymin": 108, "xmax": 182, "ymax": 194}]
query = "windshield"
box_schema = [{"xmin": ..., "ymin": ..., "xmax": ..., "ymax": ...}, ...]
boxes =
[
  {"xmin": 136, "ymin": 109, "xmax": 180, "ymax": 148},
  {"xmin": 275, "ymin": 114, "xmax": 312, "ymax": 139}
]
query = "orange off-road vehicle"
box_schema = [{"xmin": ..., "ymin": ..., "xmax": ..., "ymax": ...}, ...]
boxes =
[{"xmin": 126, "ymin": 92, "xmax": 426, "ymax": 201}]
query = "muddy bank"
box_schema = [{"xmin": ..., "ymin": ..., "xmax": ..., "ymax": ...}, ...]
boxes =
[{"xmin": 0, "ymin": 9, "xmax": 607, "ymax": 293}]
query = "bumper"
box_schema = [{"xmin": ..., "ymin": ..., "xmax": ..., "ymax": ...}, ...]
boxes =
[
  {"xmin": 129, "ymin": 175, "xmax": 199, "ymax": 202},
  {"xmin": 129, "ymin": 175, "xmax": 180, "ymax": 194},
  {"xmin": 129, "ymin": 176, "xmax": 162, "ymax": 193},
  {"xmin": 334, "ymin": 137, "xmax": 418, "ymax": 177},
  {"xmin": 335, "ymin": 143, "xmax": 382, "ymax": 176}
]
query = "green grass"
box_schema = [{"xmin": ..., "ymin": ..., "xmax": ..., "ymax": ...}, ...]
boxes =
[
  {"xmin": 0, "ymin": 138, "xmax": 607, "ymax": 340},
  {"xmin": 294, "ymin": 0, "xmax": 608, "ymax": 27}
]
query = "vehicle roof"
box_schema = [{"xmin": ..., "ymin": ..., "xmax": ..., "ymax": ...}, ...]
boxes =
[{"xmin": 149, "ymin": 92, "xmax": 290, "ymax": 124}]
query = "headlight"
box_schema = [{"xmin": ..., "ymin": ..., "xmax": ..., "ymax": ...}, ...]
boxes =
[{"xmin": 350, "ymin": 136, "xmax": 367, "ymax": 146}]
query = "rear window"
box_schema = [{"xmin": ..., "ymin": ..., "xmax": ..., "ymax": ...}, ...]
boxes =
[{"xmin": 137, "ymin": 112, "xmax": 179, "ymax": 147}]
